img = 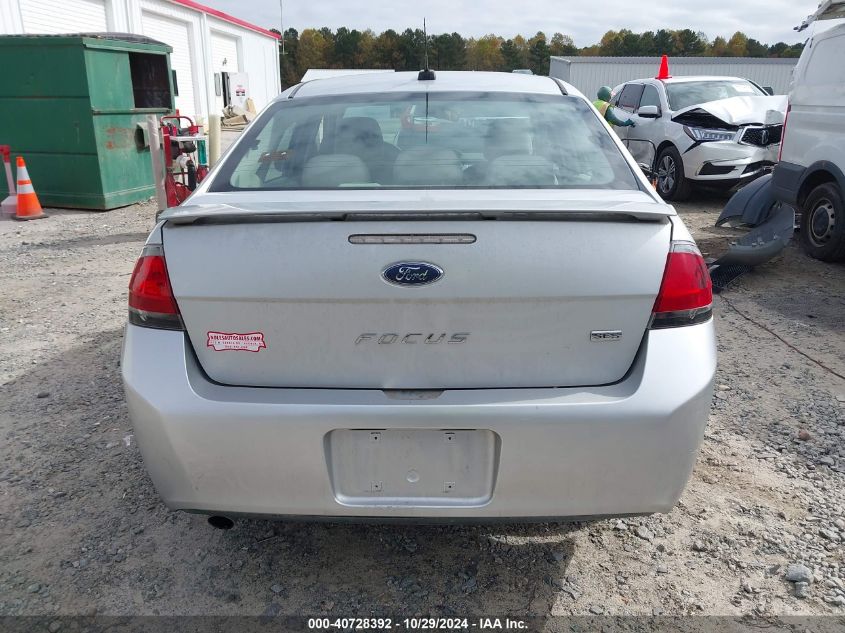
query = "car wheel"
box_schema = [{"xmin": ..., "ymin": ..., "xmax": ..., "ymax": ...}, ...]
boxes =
[
  {"xmin": 800, "ymin": 182, "xmax": 845, "ymax": 262},
  {"xmin": 655, "ymin": 146, "xmax": 692, "ymax": 202}
]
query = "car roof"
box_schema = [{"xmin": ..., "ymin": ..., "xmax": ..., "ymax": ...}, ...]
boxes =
[
  {"xmin": 624, "ymin": 76, "xmax": 750, "ymax": 86},
  {"xmin": 285, "ymin": 71, "xmax": 574, "ymax": 100},
  {"xmin": 812, "ymin": 20, "xmax": 845, "ymax": 38},
  {"xmin": 662, "ymin": 76, "xmax": 750, "ymax": 84}
]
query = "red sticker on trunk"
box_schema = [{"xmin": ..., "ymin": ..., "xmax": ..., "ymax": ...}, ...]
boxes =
[{"xmin": 207, "ymin": 331, "xmax": 267, "ymax": 352}]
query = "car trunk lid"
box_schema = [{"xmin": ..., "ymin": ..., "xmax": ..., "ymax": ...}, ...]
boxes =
[{"xmin": 162, "ymin": 192, "xmax": 672, "ymax": 390}]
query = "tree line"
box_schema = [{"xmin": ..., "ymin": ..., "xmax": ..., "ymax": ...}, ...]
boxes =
[{"xmin": 270, "ymin": 27, "xmax": 805, "ymax": 88}]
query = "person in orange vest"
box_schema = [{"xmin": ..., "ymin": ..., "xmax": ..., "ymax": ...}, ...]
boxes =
[{"xmin": 593, "ymin": 86, "xmax": 636, "ymax": 129}]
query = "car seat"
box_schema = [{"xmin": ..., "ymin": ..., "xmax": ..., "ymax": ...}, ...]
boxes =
[
  {"xmin": 334, "ymin": 117, "xmax": 399, "ymax": 185},
  {"xmin": 301, "ymin": 154, "xmax": 371, "ymax": 188},
  {"xmin": 393, "ymin": 147, "xmax": 463, "ymax": 187}
]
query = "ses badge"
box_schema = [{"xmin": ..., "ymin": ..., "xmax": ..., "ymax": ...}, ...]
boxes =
[{"xmin": 382, "ymin": 262, "xmax": 444, "ymax": 287}]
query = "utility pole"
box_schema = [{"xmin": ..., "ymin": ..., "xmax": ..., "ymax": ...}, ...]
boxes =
[{"xmin": 279, "ymin": 0, "xmax": 285, "ymax": 55}]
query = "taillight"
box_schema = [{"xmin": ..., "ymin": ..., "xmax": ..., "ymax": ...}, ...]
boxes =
[
  {"xmin": 651, "ymin": 242, "xmax": 713, "ymax": 329},
  {"xmin": 128, "ymin": 245, "xmax": 183, "ymax": 330},
  {"xmin": 778, "ymin": 103, "xmax": 791, "ymax": 162}
]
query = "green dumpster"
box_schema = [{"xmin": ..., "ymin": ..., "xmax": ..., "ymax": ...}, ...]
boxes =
[{"xmin": 0, "ymin": 33, "xmax": 174, "ymax": 210}]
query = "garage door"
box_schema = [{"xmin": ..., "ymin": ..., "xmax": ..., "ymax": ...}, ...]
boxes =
[
  {"xmin": 142, "ymin": 11, "xmax": 196, "ymax": 118},
  {"xmin": 211, "ymin": 32, "xmax": 239, "ymax": 72},
  {"xmin": 211, "ymin": 32, "xmax": 239, "ymax": 111},
  {"xmin": 20, "ymin": 0, "xmax": 107, "ymax": 33}
]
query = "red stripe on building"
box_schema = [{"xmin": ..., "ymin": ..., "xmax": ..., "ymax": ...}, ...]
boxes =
[{"xmin": 167, "ymin": 0, "xmax": 282, "ymax": 40}]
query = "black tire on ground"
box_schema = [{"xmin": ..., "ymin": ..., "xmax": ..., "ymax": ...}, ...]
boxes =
[
  {"xmin": 800, "ymin": 182, "xmax": 845, "ymax": 262},
  {"xmin": 655, "ymin": 146, "xmax": 692, "ymax": 202}
]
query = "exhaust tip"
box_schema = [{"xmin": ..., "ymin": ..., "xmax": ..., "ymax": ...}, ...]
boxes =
[{"xmin": 207, "ymin": 515, "xmax": 235, "ymax": 530}]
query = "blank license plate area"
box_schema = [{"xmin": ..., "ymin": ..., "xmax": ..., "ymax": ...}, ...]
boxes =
[{"xmin": 327, "ymin": 429, "xmax": 499, "ymax": 507}]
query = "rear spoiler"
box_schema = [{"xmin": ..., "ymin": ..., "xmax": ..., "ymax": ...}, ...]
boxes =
[{"xmin": 161, "ymin": 198, "xmax": 675, "ymax": 225}]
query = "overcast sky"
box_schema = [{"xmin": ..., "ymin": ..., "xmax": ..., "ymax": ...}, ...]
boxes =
[{"xmin": 209, "ymin": 0, "xmax": 816, "ymax": 45}]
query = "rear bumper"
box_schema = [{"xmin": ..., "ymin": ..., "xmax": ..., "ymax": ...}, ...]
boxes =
[{"xmin": 121, "ymin": 322, "xmax": 716, "ymax": 520}]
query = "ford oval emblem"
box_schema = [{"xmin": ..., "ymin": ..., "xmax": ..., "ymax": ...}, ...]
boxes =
[{"xmin": 382, "ymin": 262, "xmax": 444, "ymax": 287}]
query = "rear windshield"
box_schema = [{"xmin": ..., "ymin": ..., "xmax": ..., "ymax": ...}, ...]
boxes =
[
  {"xmin": 665, "ymin": 80, "xmax": 766, "ymax": 111},
  {"xmin": 210, "ymin": 92, "xmax": 640, "ymax": 191}
]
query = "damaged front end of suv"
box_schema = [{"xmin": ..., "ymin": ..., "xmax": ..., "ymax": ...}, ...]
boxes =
[{"xmin": 670, "ymin": 94, "xmax": 788, "ymax": 193}]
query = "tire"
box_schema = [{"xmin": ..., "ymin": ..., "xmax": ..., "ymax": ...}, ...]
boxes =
[
  {"xmin": 655, "ymin": 146, "xmax": 692, "ymax": 202},
  {"xmin": 800, "ymin": 182, "xmax": 845, "ymax": 262}
]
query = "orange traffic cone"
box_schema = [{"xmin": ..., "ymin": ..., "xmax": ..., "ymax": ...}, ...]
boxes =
[
  {"xmin": 656, "ymin": 54, "xmax": 672, "ymax": 80},
  {"xmin": 14, "ymin": 157, "xmax": 46, "ymax": 221}
]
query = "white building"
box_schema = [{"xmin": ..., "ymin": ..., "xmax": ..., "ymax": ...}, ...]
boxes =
[
  {"xmin": 551, "ymin": 56, "xmax": 798, "ymax": 99},
  {"xmin": 0, "ymin": 0, "xmax": 282, "ymax": 119}
]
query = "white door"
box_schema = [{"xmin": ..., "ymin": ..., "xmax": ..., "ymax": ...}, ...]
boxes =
[
  {"xmin": 627, "ymin": 83, "xmax": 663, "ymax": 169},
  {"xmin": 20, "ymin": 0, "xmax": 107, "ymax": 33},
  {"xmin": 226, "ymin": 72, "xmax": 250, "ymax": 109},
  {"xmin": 142, "ymin": 11, "xmax": 196, "ymax": 118},
  {"xmin": 211, "ymin": 31, "xmax": 239, "ymax": 112}
]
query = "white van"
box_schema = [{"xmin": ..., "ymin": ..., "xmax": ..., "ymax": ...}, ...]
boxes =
[{"xmin": 773, "ymin": 1, "xmax": 845, "ymax": 261}]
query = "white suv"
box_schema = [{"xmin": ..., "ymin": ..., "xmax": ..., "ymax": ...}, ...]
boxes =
[
  {"xmin": 773, "ymin": 1, "xmax": 845, "ymax": 261},
  {"xmin": 612, "ymin": 77, "xmax": 787, "ymax": 201}
]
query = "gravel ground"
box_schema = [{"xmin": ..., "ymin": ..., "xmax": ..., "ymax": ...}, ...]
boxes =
[{"xmin": 0, "ymin": 195, "xmax": 844, "ymax": 618}]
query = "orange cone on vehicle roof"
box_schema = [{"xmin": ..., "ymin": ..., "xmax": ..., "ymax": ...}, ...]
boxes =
[
  {"xmin": 656, "ymin": 54, "xmax": 672, "ymax": 80},
  {"xmin": 14, "ymin": 157, "xmax": 46, "ymax": 221}
]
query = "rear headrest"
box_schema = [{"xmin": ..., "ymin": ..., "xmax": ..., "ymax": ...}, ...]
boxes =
[
  {"xmin": 486, "ymin": 155, "xmax": 556, "ymax": 186},
  {"xmin": 393, "ymin": 148, "xmax": 463, "ymax": 186},
  {"xmin": 485, "ymin": 119, "xmax": 533, "ymax": 160},
  {"xmin": 302, "ymin": 154, "xmax": 371, "ymax": 188},
  {"xmin": 336, "ymin": 117, "xmax": 384, "ymax": 153}
]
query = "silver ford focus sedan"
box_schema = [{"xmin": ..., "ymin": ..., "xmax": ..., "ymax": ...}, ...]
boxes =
[{"xmin": 121, "ymin": 71, "xmax": 716, "ymax": 524}]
